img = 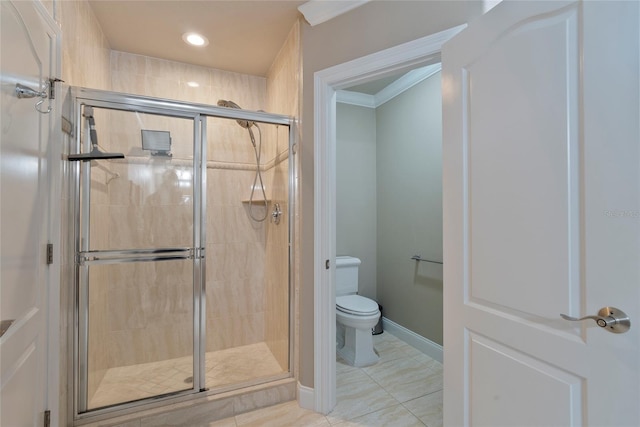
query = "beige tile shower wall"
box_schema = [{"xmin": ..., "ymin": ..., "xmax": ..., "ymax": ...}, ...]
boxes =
[
  {"xmin": 105, "ymin": 160, "xmax": 195, "ymax": 368},
  {"xmin": 264, "ymin": 21, "xmax": 300, "ymax": 370},
  {"xmin": 266, "ymin": 21, "xmax": 300, "ymax": 118},
  {"xmin": 109, "ymin": 53, "xmax": 271, "ymax": 360},
  {"xmin": 263, "ymin": 157, "xmax": 290, "ymax": 370},
  {"xmin": 58, "ymin": 0, "xmax": 113, "ymax": 406},
  {"xmin": 111, "ymin": 51, "xmax": 275, "ymax": 165},
  {"xmin": 106, "ymin": 258, "xmax": 194, "ymax": 367},
  {"xmin": 87, "ymin": 168, "xmax": 111, "ymax": 402},
  {"xmin": 206, "ymin": 117, "xmax": 269, "ymax": 354},
  {"xmin": 206, "ymin": 165, "xmax": 267, "ymax": 352},
  {"xmin": 111, "ymin": 50, "xmax": 266, "ymax": 112},
  {"xmin": 100, "ymin": 108, "xmax": 193, "ymax": 368},
  {"xmin": 59, "ymin": 0, "xmax": 111, "ymax": 90}
]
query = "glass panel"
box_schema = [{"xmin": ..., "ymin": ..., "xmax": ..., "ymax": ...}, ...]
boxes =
[
  {"xmin": 86, "ymin": 260, "xmax": 194, "ymax": 410},
  {"xmin": 80, "ymin": 106, "xmax": 197, "ymax": 410},
  {"xmin": 204, "ymin": 117, "xmax": 290, "ymax": 389},
  {"xmin": 85, "ymin": 107, "xmax": 194, "ymax": 252}
]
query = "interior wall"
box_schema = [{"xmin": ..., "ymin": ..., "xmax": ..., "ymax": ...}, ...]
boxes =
[
  {"xmin": 300, "ymin": 0, "xmax": 484, "ymax": 388},
  {"xmin": 56, "ymin": 0, "xmax": 479, "ymax": 405},
  {"xmin": 59, "ymin": 0, "xmax": 111, "ymax": 90},
  {"xmin": 93, "ymin": 109, "xmax": 195, "ymax": 372},
  {"xmin": 59, "ymin": 0, "xmax": 296, "ymax": 410},
  {"xmin": 376, "ymin": 73, "xmax": 443, "ymax": 345},
  {"xmin": 109, "ymin": 52, "xmax": 270, "ymax": 363},
  {"xmin": 58, "ymin": 0, "xmax": 113, "ymax": 407},
  {"xmin": 264, "ymin": 20, "xmax": 301, "ymax": 370},
  {"xmin": 336, "ymin": 74, "xmax": 442, "ymax": 345},
  {"xmin": 336, "ymin": 103, "xmax": 377, "ymax": 300}
]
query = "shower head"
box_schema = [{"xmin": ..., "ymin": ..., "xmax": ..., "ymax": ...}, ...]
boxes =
[
  {"xmin": 68, "ymin": 106, "xmax": 126, "ymax": 162},
  {"xmin": 217, "ymin": 99, "xmax": 254, "ymax": 129},
  {"xmin": 217, "ymin": 99, "xmax": 241, "ymax": 109}
]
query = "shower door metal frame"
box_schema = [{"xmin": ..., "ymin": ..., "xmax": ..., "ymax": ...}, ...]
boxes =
[{"xmin": 69, "ymin": 87, "xmax": 295, "ymax": 422}]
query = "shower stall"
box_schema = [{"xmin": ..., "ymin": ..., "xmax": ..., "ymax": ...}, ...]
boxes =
[{"xmin": 64, "ymin": 87, "xmax": 295, "ymax": 419}]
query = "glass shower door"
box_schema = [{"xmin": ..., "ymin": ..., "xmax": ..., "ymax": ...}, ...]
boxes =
[
  {"xmin": 203, "ymin": 117, "xmax": 292, "ymax": 391},
  {"xmin": 75, "ymin": 105, "xmax": 205, "ymax": 412}
]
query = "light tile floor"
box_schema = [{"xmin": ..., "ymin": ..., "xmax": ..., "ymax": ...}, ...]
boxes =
[
  {"xmin": 90, "ymin": 342, "xmax": 285, "ymax": 409},
  {"xmin": 211, "ymin": 332, "xmax": 443, "ymax": 426}
]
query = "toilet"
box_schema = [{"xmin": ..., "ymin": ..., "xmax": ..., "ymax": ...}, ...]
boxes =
[{"xmin": 335, "ymin": 256, "xmax": 380, "ymax": 367}]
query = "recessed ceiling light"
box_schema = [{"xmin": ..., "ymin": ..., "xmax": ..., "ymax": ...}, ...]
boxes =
[
  {"xmin": 186, "ymin": 81, "xmax": 199, "ymax": 88},
  {"xmin": 182, "ymin": 32, "xmax": 208, "ymax": 47}
]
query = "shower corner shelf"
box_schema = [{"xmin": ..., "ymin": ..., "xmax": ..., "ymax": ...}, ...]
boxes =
[{"xmin": 241, "ymin": 199, "xmax": 272, "ymax": 205}]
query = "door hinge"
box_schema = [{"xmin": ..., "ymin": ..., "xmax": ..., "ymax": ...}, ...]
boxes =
[
  {"xmin": 46, "ymin": 243, "xmax": 53, "ymax": 265},
  {"xmin": 44, "ymin": 410, "xmax": 50, "ymax": 427},
  {"xmin": 48, "ymin": 77, "xmax": 64, "ymax": 100}
]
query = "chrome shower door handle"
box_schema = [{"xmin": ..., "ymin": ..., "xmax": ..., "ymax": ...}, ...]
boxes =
[{"xmin": 560, "ymin": 307, "xmax": 631, "ymax": 334}]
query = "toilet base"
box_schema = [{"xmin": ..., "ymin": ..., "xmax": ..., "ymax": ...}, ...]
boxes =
[{"xmin": 337, "ymin": 326, "xmax": 378, "ymax": 367}]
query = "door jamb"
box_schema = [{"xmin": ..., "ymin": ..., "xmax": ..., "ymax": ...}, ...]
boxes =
[
  {"xmin": 25, "ymin": 0, "xmax": 64, "ymax": 424},
  {"xmin": 312, "ymin": 24, "xmax": 466, "ymax": 414}
]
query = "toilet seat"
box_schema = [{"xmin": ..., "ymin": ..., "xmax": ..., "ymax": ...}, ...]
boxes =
[{"xmin": 336, "ymin": 295, "xmax": 379, "ymax": 316}]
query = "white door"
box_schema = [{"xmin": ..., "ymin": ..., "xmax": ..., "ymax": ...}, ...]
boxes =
[
  {"xmin": 1, "ymin": 1, "xmax": 60, "ymax": 426},
  {"xmin": 443, "ymin": 1, "xmax": 639, "ymax": 426}
]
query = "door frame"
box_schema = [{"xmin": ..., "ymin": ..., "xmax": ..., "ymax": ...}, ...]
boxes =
[
  {"xmin": 67, "ymin": 87, "xmax": 296, "ymax": 422},
  {"xmin": 12, "ymin": 0, "xmax": 64, "ymax": 424},
  {"xmin": 312, "ymin": 24, "xmax": 466, "ymax": 414}
]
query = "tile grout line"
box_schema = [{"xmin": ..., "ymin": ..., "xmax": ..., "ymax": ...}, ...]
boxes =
[{"xmin": 330, "ymin": 342, "xmax": 441, "ymax": 425}]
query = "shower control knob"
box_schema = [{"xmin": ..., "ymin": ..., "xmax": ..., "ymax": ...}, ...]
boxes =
[
  {"xmin": 560, "ymin": 307, "xmax": 631, "ymax": 333},
  {"xmin": 271, "ymin": 203, "xmax": 282, "ymax": 225}
]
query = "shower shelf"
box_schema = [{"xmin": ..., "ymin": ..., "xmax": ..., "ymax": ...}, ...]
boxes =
[{"xmin": 241, "ymin": 199, "xmax": 272, "ymax": 205}]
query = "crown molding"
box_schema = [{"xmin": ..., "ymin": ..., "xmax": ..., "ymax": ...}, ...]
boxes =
[
  {"xmin": 337, "ymin": 63, "xmax": 441, "ymax": 108},
  {"xmin": 298, "ymin": 0, "xmax": 371, "ymax": 27},
  {"xmin": 335, "ymin": 90, "xmax": 375, "ymax": 108},
  {"xmin": 374, "ymin": 63, "xmax": 441, "ymax": 106}
]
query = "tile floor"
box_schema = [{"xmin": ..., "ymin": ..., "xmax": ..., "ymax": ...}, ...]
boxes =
[
  {"xmin": 208, "ymin": 332, "xmax": 443, "ymax": 426},
  {"xmin": 90, "ymin": 342, "xmax": 285, "ymax": 409}
]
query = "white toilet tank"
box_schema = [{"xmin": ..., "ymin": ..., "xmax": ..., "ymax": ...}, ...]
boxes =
[{"xmin": 336, "ymin": 256, "xmax": 361, "ymax": 296}]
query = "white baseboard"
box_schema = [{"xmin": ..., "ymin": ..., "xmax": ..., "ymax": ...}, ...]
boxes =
[
  {"xmin": 381, "ymin": 317, "xmax": 443, "ymax": 363},
  {"xmin": 297, "ymin": 382, "xmax": 315, "ymax": 411}
]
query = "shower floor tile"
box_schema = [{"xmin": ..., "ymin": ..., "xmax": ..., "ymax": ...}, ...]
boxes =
[{"xmin": 88, "ymin": 342, "xmax": 285, "ymax": 409}]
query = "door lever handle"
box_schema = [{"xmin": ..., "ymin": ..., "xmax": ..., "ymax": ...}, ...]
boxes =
[{"xmin": 560, "ymin": 307, "xmax": 630, "ymax": 334}]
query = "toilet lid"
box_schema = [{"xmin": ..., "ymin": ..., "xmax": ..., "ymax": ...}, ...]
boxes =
[{"xmin": 336, "ymin": 295, "xmax": 379, "ymax": 316}]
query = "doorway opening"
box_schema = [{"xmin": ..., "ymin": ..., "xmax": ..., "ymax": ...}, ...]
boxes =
[
  {"xmin": 312, "ymin": 25, "xmax": 465, "ymax": 413},
  {"xmin": 329, "ymin": 64, "xmax": 445, "ymax": 423}
]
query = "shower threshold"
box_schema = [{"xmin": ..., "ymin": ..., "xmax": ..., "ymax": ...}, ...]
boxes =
[{"xmin": 88, "ymin": 342, "xmax": 284, "ymax": 410}]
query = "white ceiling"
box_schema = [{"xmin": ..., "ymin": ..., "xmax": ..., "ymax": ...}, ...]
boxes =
[
  {"xmin": 87, "ymin": 0, "xmax": 407, "ymax": 93},
  {"xmin": 88, "ymin": 0, "xmax": 306, "ymax": 76}
]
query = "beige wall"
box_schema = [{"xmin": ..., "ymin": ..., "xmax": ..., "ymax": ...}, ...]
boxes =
[
  {"xmin": 376, "ymin": 73, "xmax": 443, "ymax": 345},
  {"xmin": 300, "ymin": 1, "xmax": 484, "ymax": 387},
  {"xmin": 264, "ymin": 21, "xmax": 301, "ymax": 370},
  {"xmin": 59, "ymin": 0, "xmax": 300, "ymax": 412},
  {"xmin": 102, "ymin": 52, "xmax": 298, "ymax": 376},
  {"xmin": 58, "ymin": 0, "xmax": 113, "ymax": 406},
  {"xmin": 336, "ymin": 103, "xmax": 377, "ymax": 300},
  {"xmin": 108, "ymin": 52, "xmax": 271, "ymax": 365},
  {"xmin": 336, "ymin": 73, "xmax": 443, "ymax": 347},
  {"xmin": 57, "ymin": 0, "xmax": 481, "ymax": 403},
  {"xmin": 59, "ymin": 0, "xmax": 111, "ymax": 90}
]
